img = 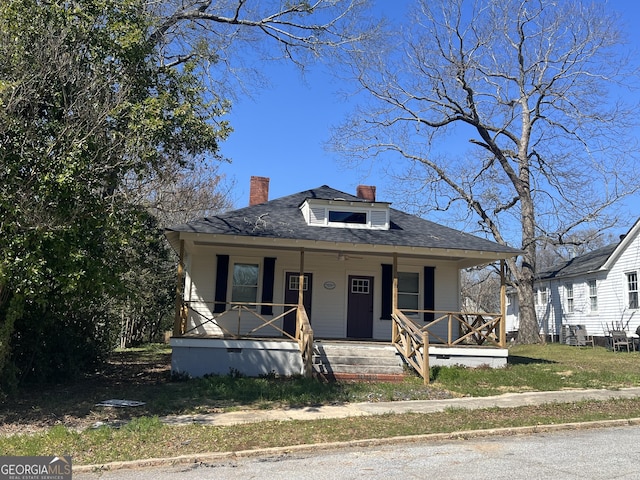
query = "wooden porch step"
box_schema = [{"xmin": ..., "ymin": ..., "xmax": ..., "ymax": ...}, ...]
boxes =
[{"xmin": 312, "ymin": 341, "xmax": 405, "ymax": 380}]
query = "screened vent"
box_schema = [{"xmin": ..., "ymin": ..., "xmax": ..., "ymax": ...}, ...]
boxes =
[
  {"xmin": 309, "ymin": 206, "xmax": 326, "ymax": 225},
  {"xmin": 370, "ymin": 210, "xmax": 388, "ymax": 229}
]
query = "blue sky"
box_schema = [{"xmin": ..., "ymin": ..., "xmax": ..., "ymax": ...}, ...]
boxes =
[{"xmin": 217, "ymin": 0, "xmax": 640, "ymax": 239}]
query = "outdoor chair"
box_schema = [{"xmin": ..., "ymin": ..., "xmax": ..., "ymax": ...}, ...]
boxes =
[
  {"xmin": 560, "ymin": 325, "xmax": 575, "ymax": 345},
  {"xmin": 575, "ymin": 325, "xmax": 594, "ymax": 348},
  {"xmin": 561, "ymin": 324, "xmax": 594, "ymax": 347},
  {"xmin": 609, "ymin": 330, "xmax": 631, "ymax": 352}
]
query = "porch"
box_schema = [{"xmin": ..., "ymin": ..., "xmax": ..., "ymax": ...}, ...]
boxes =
[
  {"xmin": 170, "ymin": 299, "xmax": 509, "ymax": 383},
  {"xmin": 170, "ymin": 241, "xmax": 511, "ymax": 384}
]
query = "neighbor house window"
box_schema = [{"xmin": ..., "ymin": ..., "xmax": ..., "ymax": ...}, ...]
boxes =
[
  {"xmin": 539, "ymin": 287, "xmax": 548, "ymax": 305},
  {"xmin": 588, "ymin": 279, "xmax": 598, "ymax": 312},
  {"xmin": 627, "ymin": 272, "xmax": 638, "ymax": 309},
  {"xmin": 398, "ymin": 272, "xmax": 420, "ymax": 314},
  {"xmin": 565, "ymin": 283, "xmax": 574, "ymax": 313},
  {"xmin": 232, "ymin": 263, "xmax": 259, "ymax": 304}
]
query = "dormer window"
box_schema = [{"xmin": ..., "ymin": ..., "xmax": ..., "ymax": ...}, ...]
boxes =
[
  {"xmin": 301, "ymin": 198, "xmax": 390, "ymax": 230},
  {"xmin": 328, "ymin": 211, "xmax": 367, "ymax": 224}
]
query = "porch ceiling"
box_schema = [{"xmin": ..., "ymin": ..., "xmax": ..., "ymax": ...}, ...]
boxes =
[{"xmin": 167, "ymin": 231, "xmax": 516, "ymax": 268}]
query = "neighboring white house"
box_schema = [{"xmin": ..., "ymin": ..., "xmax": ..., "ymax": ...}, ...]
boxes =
[{"xmin": 507, "ymin": 218, "xmax": 640, "ymax": 340}]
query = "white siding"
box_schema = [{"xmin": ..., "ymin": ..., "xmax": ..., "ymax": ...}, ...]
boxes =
[
  {"xmin": 428, "ymin": 263, "xmax": 460, "ymax": 341},
  {"xmin": 181, "ymin": 244, "xmax": 463, "ymax": 341},
  {"xmin": 505, "ymin": 292, "xmax": 519, "ymax": 333},
  {"xmin": 280, "ymin": 253, "xmax": 350, "ymax": 339},
  {"xmin": 183, "ymin": 249, "xmax": 222, "ymax": 336},
  {"xmin": 598, "ymin": 232, "xmax": 640, "ymax": 334},
  {"xmin": 309, "ymin": 206, "xmax": 325, "ymax": 226},
  {"xmin": 529, "ymin": 227, "xmax": 640, "ymax": 338}
]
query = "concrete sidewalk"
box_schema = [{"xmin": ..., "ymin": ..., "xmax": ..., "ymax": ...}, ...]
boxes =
[
  {"xmin": 161, "ymin": 387, "xmax": 640, "ymax": 427},
  {"xmin": 74, "ymin": 387, "xmax": 640, "ymax": 475}
]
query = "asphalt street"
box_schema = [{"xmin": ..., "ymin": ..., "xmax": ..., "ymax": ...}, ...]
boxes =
[{"xmin": 75, "ymin": 424, "xmax": 640, "ymax": 480}]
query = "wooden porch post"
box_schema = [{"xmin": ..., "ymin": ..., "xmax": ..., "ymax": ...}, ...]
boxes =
[
  {"xmin": 391, "ymin": 253, "xmax": 399, "ymax": 341},
  {"xmin": 422, "ymin": 330, "xmax": 430, "ymax": 385},
  {"xmin": 172, "ymin": 239, "xmax": 185, "ymax": 337},
  {"xmin": 500, "ymin": 260, "xmax": 507, "ymax": 348},
  {"xmin": 298, "ymin": 248, "xmax": 305, "ymax": 308},
  {"xmin": 392, "ymin": 253, "xmax": 398, "ymax": 312},
  {"xmin": 297, "ymin": 248, "xmax": 305, "ymax": 335}
]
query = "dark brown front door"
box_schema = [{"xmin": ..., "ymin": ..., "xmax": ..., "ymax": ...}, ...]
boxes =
[
  {"xmin": 347, "ymin": 275, "xmax": 374, "ymax": 338},
  {"xmin": 283, "ymin": 272, "xmax": 313, "ymax": 337}
]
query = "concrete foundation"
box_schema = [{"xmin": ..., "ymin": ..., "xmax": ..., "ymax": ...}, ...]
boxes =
[
  {"xmin": 170, "ymin": 338, "xmax": 509, "ymax": 378},
  {"xmin": 170, "ymin": 337, "xmax": 303, "ymax": 378}
]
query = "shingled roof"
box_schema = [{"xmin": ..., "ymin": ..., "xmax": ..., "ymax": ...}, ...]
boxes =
[
  {"xmin": 536, "ymin": 242, "xmax": 620, "ymax": 280},
  {"xmin": 166, "ymin": 185, "xmax": 520, "ymax": 257}
]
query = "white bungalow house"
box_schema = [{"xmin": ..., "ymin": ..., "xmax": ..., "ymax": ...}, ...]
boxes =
[
  {"xmin": 506, "ymin": 218, "xmax": 640, "ymax": 344},
  {"xmin": 165, "ymin": 177, "xmax": 521, "ymax": 381}
]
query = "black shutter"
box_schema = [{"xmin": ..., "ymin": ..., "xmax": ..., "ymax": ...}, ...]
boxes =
[
  {"xmin": 424, "ymin": 266, "xmax": 435, "ymax": 322},
  {"xmin": 213, "ymin": 255, "xmax": 229, "ymax": 313},
  {"xmin": 261, "ymin": 257, "xmax": 276, "ymax": 315},
  {"xmin": 381, "ymin": 264, "xmax": 392, "ymax": 319}
]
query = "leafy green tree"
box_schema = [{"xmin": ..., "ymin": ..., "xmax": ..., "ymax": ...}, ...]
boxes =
[
  {"xmin": 116, "ymin": 164, "xmax": 234, "ymax": 349},
  {"xmin": 0, "ymin": 0, "xmax": 228, "ymax": 385},
  {"xmin": 0, "ymin": 0, "xmax": 369, "ymax": 387}
]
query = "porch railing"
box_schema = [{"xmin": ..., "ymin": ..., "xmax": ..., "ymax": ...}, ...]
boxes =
[
  {"xmin": 391, "ymin": 309, "xmax": 431, "ymax": 384},
  {"xmin": 391, "ymin": 308, "xmax": 505, "ymax": 384},
  {"xmin": 176, "ymin": 301, "xmax": 314, "ymax": 377}
]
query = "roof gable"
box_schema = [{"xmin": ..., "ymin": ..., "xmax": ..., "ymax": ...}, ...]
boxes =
[
  {"xmin": 536, "ymin": 243, "xmax": 619, "ymax": 280},
  {"xmin": 537, "ymin": 218, "xmax": 640, "ymax": 281},
  {"xmin": 601, "ymin": 217, "xmax": 640, "ymax": 271}
]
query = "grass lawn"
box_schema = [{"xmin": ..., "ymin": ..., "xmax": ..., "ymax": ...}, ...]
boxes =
[{"xmin": 1, "ymin": 343, "xmax": 639, "ymax": 465}]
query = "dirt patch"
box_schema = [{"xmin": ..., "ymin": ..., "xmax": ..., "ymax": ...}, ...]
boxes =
[{"xmin": 0, "ymin": 350, "xmax": 172, "ymax": 436}]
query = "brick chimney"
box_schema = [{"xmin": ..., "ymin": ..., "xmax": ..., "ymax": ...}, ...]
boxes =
[
  {"xmin": 356, "ymin": 185, "xmax": 376, "ymax": 202},
  {"xmin": 249, "ymin": 176, "xmax": 270, "ymax": 206}
]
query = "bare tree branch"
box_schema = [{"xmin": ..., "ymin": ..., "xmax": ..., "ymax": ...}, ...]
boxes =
[{"xmin": 332, "ymin": 0, "xmax": 640, "ymax": 343}]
